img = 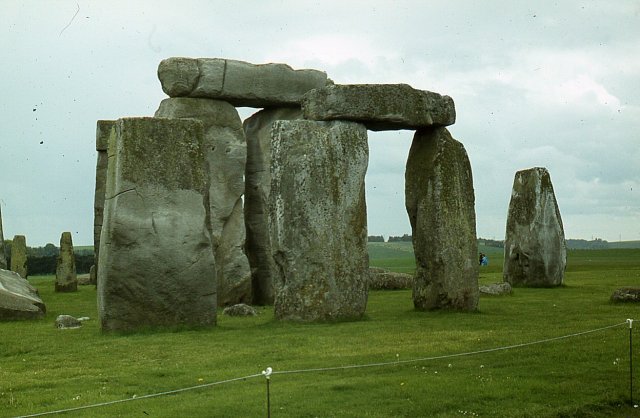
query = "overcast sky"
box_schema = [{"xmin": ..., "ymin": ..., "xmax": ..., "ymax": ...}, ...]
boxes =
[{"xmin": 1, "ymin": 0, "xmax": 638, "ymax": 246}]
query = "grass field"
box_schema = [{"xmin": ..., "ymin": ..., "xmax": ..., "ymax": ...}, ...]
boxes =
[{"xmin": 1, "ymin": 245, "xmax": 639, "ymax": 417}]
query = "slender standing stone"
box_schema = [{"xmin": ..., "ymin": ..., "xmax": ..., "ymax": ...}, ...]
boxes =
[
  {"xmin": 243, "ymin": 107, "xmax": 303, "ymax": 305},
  {"xmin": 503, "ymin": 167, "xmax": 566, "ymax": 287},
  {"xmin": 155, "ymin": 98, "xmax": 251, "ymax": 307},
  {"xmin": 0, "ymin": 205, "xmax": 6, "ymax": 270},
  {"xmin": 92, "ymin": 120, "xmax": 115, "ymax": 285},
  {"xmin": 405, "ymin": 127, "xmax": 479, "ymax": 311},
  {"xmin": 55, "ymin": 232, "xmax": 77, "ymax": 292},
  {"xmin": 98, "ymin": 117, "xmax": 217, "ymax": 332},
  {"xmin": 269, "ymin": 120, "xmax": 369, "ymax": 321},
  {"xmin": 10, "ymin": 235, "xmax": 27, "ymax": 279}
]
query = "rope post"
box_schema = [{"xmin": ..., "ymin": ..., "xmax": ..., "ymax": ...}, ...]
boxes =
[
  {"xmin": 262, "ymin": 367, "xmax": 273, "ymax": 418},
  {"xmin": 628, "ymin": 319, "xmax": 634, "ymax": 405}
]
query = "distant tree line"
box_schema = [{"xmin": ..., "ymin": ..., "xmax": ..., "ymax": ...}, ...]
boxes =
[{"xmin": 3, "ymin": 240, "xmax": 94, "ymax": 276}]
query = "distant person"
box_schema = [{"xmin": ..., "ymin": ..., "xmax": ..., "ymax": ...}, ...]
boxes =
[
  {"xmin": 479, "ymin": 253, "xmax": 484, "ymax": 265},
  {"xmin": 481, "ymin": 254, "xmax": 488, "ymax": 266}
]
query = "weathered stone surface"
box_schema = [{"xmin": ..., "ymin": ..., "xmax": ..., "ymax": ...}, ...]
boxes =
[
  {"xmin": 479, "ymin": 282, "xmax": 513, "ymax": 296},
  {"xmin": 55, "ymin": 232, "xmax": 77, "ymax": 292},
  {"xmin": 368, "ymin": 267, "xmax": 413, "ymax": 290},
  {"xmin": 503, "ymin": 167, "xmax": 566, "ymax": 287},
  {"xmin": 243, "ymin": 108, "xmax": 304, "ymax": 305},
  {"xmin": 10, "ymin": 235, "xmax": 27, "ymax": 279},
  {"xmin": 611, "ymin": 288, "xmax": 640, "ymax": 303},
  {"xmin": 405, "ymin": 127, "xmax": 478, "ymax": 311},
  {"xmin": 0, "ymin": 205, "xmax": 6, "ymax": 270},
  {"xmin": 55, "ymin": 314, "xmax": 82, "ymax": 329},
  {"xmin": 222, "ymin": 303, "xmax": 257, "ymax": 316},
  {"xmin": 78, "ymin": 273, "xmax": 91, "ymax": 286},
  {"xmin": 97, "ymin": 117, "xmax": 217, "ymax": 332},
  {"xmin": 155, "ymin": 98, "xmax": 251, "ymax": 307},
  {"xmin": 269, "ymin": 120, "xmax": 369, "ymax": 321},
  {"xmin": 302, "ymin": 84, "xmax": 456, "ymax": 131},
  {"xmin": 93, "ymin": 120, "xmax": 115, "ymax": 285},
  {"xmin": 0, "ymin": 268, "xmax": 45, "ymax": 320},
  {"xmin": 158, "ymin": 57, "xmax": 329, "ymax": 107}
]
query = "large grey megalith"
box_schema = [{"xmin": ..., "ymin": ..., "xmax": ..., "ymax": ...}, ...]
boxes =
[
  {"xmin": 155, "ymin": 98, "xmax": 251, "ymax": 307},
  {"xmin": 503, "ymin": 167, "xmax": 566, "ymax": 287},
  {"xmin": 55, "ymin": 231, "xmax": 77, "ymax": 292},
  {"xmin": 243, "ymin": 107, "xmax": 304, "ymax": 305},
  {"xmin": 0, "ymin": 268, "xmax": 46, "ymax": 320},
  {"xmin": 11, "ymin": 235, "xmax": 27, "ymax": 279},
  {"xmin": 269, "ymin": 119, "xmax": 369, "ymax": 321},
  {"xmin": 405, "ymin": 127, "xmax": 479, "ymax": 310},
  {"xmin": 0, "ymin": 206, "xmax": 6, "ymax": 270},
  {"xmin": 92, "ymin": 120, "xmax": 114, "ymax": 286},
  {"xmin": 97, "ymin": 117, "xmax": 217, "ymax": 332}
]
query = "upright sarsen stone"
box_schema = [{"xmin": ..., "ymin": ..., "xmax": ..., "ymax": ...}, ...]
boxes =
[
  {"xmin": 55, "ymin": 232, "xmax": 77, "ymax": 292},
  {"xmin": 98, "ymin": 117, "xmax": 217, "ymax": 332},
  {"xmin": 93, "ymin": 120, "xmax": 115, "ymax": 285},
  {"xmin": 269, "ymin": 120, "xmax": 369, "ymax": 321},
  {"xmin": 503, "ymin": 167, "xmax": 566, "ymax": 287},
  {"xmin": 243, "ymin": 108, "xmax": 303, "ymax": 305},
  {"xmin": 405, "ymin": 127, "xmax": 478, "ymax": 311},
  {"xmin": 11, "ymin": 235, "xmax": 27, "ymax": 279},
  {"xmin": 155, "ymin": 98, "xmax": 251, "ymax": 307},
  {"xmin": 0, "ymin": 206, "xmax": 6, "ymax": 270}
]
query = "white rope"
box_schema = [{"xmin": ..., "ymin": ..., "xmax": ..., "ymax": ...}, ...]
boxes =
[
  {"xmin": 13, "ymin": 373, "xmax": 263, "ymax": 418},
  {"xmin": 272, "ymin": 321, "xmax": 628, "ymax": 376},
  {"xmin": 12, "ymin": 321, "xmax": 629, "ymax": 417}
]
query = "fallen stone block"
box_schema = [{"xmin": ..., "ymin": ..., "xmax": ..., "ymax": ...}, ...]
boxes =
[
  {"xmin": 302, "ymin": 83, "xmax": 456, "ymax": 131},
  {"xmin": 611, "ymin": 288, "xmax": 640, "ymax": 303},
  {"xmin": 222, "ymin": 303, "xmax": 257, "ymax": 316},
  {"xmin": 0, "ymin": 268, "xmax": 46, "ymax": 320},
  {"xmin": 368, "ymin": 267, "xmax": 413, "ymax": 290},
  {"xmin": 479, "ymin": 282, "xmax": 513, "ymax": 296},
  {"xmin": 158, "ymin": 57, "xmax": 329, "ymax": 107}
]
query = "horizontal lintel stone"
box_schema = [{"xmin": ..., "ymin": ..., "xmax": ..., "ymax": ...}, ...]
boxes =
[
  {"xmin": 302, "ymin": 83, "xmax": 456, "ymax": 131},
  {"xmin": 158, "ymin": 57, "xmax": 329, "ymax": 108}
]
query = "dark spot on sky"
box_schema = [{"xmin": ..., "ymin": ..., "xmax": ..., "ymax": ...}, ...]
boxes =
[
  {"xmin": 40, "ymin": 141, "xmax": 44, "ymax": 144},
  {"xmin": 33, "ymin": 108, "xmax": 36, "ymax": 112}
]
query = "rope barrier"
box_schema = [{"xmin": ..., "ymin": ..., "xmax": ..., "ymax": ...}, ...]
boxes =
[
  {"xmin": 12, "ymin": 321, "xmax": 630, "ymax": 417},
  {"xmin": 14, "ymin": 373, "xmax": 263, "ymax": 418},
  {"xmin": 272, "ymin": 321, "xmax": 628, "ymax": 376}
]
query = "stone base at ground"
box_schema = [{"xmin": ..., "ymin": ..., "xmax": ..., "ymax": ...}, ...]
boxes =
[
  {"xmin": 405, "ymin": 127, "xmax": 479, "ymax": 311},
  {"xmin": 270, "ymin": 120, "xmax": 369, "ymax": 321},
  {"xmin": 0, "ymin": 269, "xmax": 46, "ymax": 320}
]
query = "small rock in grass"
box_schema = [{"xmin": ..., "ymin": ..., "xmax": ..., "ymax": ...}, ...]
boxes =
[
  {"xmin": 479, "ymin": 282, "xmax": 513, "ymax": 296},
  {"xmin": 610, "ymin": 288, "xmax": 640, "ymax": 303},
  {"xmin": 55, "ymin": 314, "xmax": 82, "ymax": 329},
  {"xmin": 223, "ymin": 303, "xmax": 257, "ymax": 317}
]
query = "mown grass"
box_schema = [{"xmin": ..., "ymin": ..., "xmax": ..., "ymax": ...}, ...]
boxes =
[{"xmin": 1, "ymin": 247, "xmax": 639, "ymax": 417}]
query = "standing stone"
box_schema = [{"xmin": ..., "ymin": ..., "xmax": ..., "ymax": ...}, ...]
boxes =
[
  {"xmin": 0, "ymin": 205, "xmax": 6, "ymax": 270},
  {"xmin": 158, "ymin": 57, "xmax": 329, "ymax": 107},
  {"xmin": 10, "ymin": 235, "xmax": 27, "ymax": 279},
  {"xmin": 269, "ymin": 120, "xmax": 369, "ymax": 321},
  {"xmin": 243, "ymin": 108, "xmax": 303, "ymax": 305},
  {"xmin": 55, "ymin": 232, "xmax": 77, "ymax": 292},
  {"xmin": 92, "ymin": 120, "xmax": 115, "ymax": 285},
  {"xmin": 155, "ymin": 98, "xmax": 251, "ymax": 307},
  {"xmin": 98, "ymin": 117, "xmax": 217, "ymax": 332},
  {"xmin": 405, "ymin": 127, "xmax": 479, "ymax": 311},
  {"xmin": 503, "ymin": 167, "xmax": 566, "ymax": 287}
]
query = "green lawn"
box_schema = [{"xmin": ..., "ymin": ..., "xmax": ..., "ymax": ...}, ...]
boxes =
[{"xmin": 1, "ymin": 247, "xmax": 639, "ymax": 417}]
